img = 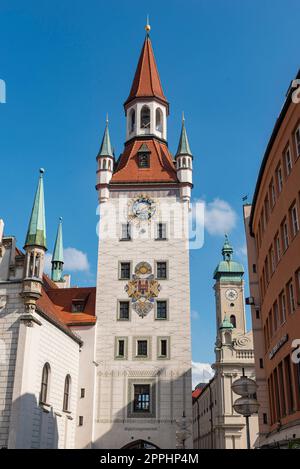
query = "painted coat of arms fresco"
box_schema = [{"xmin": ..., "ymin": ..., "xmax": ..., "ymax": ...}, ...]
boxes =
[{"xmin": 125, "ymin": 262, "xmax": 160, "ymax": 318}]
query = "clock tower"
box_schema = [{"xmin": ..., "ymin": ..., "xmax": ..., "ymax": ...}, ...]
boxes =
[
  {"xmin": 213, "ymin": 235, "xmax": 247, "ymax": 338},
  {"xmin": 93, "ymin": 24, "xmax": 193, "ymax": 449}
]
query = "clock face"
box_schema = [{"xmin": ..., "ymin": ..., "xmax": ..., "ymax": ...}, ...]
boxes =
[
  {"xmin": 225, "ymin": 289, "xmax": 238, "ymax": 301},
  {"xmin": 131, "ymin": 196, "xmax": 156, "ymax": 221}
]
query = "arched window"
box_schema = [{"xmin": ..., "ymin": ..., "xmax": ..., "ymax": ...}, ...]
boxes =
[
  {"xmin": 183, "ymin": 157, "xmax": 187, "ymax": 167},
  {"xmin": 40, "ymin": 363, "xmax": 50, "ymax": 404},
  {"xmin": 34, "ymin": 254, "xmax": 40, "ymax": 277},
  {"xmin": 130, "ymin": 109, "xmax": 135, "ymax": 133},
  {"xmin": 103, "ymin": 159, "xmax": 106, "ymax": 169},
  {"xmin": 155, "ymin": 108, "xmax": 163, "ymax": 132},
  {"xmin": 63, "ymin": 374, "xmax": 71, "ymax": 411},
  {"xmin": 230, "ymin": 315, "xmax": 236, "ymax": 328},
  {"xmin": 108, "ymin": 160, "xmax": 112, "ymax": 171},
  {"xmin": 140, "ymin": 105, "xmax": 150, "ymax": 129}
]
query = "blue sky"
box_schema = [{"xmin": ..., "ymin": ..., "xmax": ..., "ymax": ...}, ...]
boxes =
[{"xmin": 0, "ymin": 1, "xmax": 299, "ymax": 373}]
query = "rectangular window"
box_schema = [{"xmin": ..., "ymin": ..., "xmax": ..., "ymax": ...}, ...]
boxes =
[
  {"xmin": 80, "ymin": 388, "xmax": 85, "ymax": 398},
  {"xmin": 276, "ymin": 165, "xmax": 283, "ymax": 194},
  {"xmin": 115, "ymin": 337, "xmax": 127, "ymax": 359},
  {"xmin": 264, "ymin": 257, "xmax": 269, "ymax": 285},
  {"xmin": 120, "ymin": 262, "xmax": 131, "ymax": 279},
  {"xmin": 281, "ymin": 220, "xmax": 289, "ymax": 252},
  {"xmin": 137, "ymin": 340, "xmax": 148, "ymax": 357},
  {"xmin": 290, "ymin": 203, "xmax": 299, "ymax": 237},
  {"xmin": 295, "ymin": 126, "xmax": 300, "ymax": 158},
  {"xmin": 72, "ymin": 300, "xmax": 85, "ymax": 313},
  {"xmin": 270, "ymin": 246, "xmax": 275, "ymax": 274},
  {"xmin": 284, "ymin": 356, "xmax": 295, "ymax": 414},
  {"xmin": 259, "ymin": 358, "xmax": 264, "ymax": 369},
  {"xmin": 275, "ymin": 233, "xmax": 281, "ymax": 262},
  {"xmin": 159, "ymin": 339, "xmax": 168, "ymax": 358},
  {"xmin": 134, "ymin": 384, "xmax": 150, "ymax": 412},
  {"xmin": 295, "ymin": 269, "xmax": 300, "ymax": 305},
  {"xmin": 79, "ymin": 416, "xmax": 83, "ymax": 426},
  {"xmin": 280, "ymin": 291, "xmax": 287, "ymax": 324},
  {"xmin": 269, "ymin": 179, "xmax": 276, "ymax": 208},
  {"xmin": 285, "ymin": 146, "xmax": 293, "ymax": 176},
  {"xmin": 288, "ymin": 281, "xmax": 296, "ymax": 313},
  {"xmin": 121, "ymin": 223, "xmax": 131, "ymax": 240},
  {"xmin": 156, "ymin": 223, "xmax": 167, "ymax": 240},
  {"xmin": 118, "ymin": 339, "xmax": 125, "ymax": 357},
  {"xmin": 119, "ymin": 301, "xmax": 130, "ymax": 320},
  {"xmin": 278, "ymin": 362, "xmax": 286, "ymax": 417},
  {"xmin": 273, "ymin": 301, "xmax": 279, "ymax": 332},
  {"xmin": 156, "ymin": 261, "xmax": 167, "ymax": 279},
  {"xmin": 264, "ymin": 196, "xmax": 270, "ymax": 224},
  {"xmin": 156, "ymin": 300, "xmax": 167, "ymax": 319}
]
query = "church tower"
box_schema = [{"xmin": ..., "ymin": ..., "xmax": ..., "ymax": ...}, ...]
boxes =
[
  {"xmin": 210, "ymin": 236, "xmax": 258, "ymax": 448},
  {"xmin": 94, "ymin": 24, "xmax": 193, "ymax": 449}
]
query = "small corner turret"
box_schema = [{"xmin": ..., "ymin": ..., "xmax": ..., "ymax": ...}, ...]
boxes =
[
  {"xmin": 96, "ymin": 115, "xmax": 115, "ymax": 202},
  {"xmin": 175, "ymin": 113, "xmax": 193, "ymax": 203},
  {"xmin": 22, "ymin": 168, "xmax": 47, "ymax": 313}
]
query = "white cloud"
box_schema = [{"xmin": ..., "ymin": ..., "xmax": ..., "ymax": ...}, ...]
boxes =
[
  {"xmin": 44, "ymin": 247, "xmax": 89, "ymax": 274},
  {"xmin": 204, "ymin": 198, "xmax": 237, "ymax": 236},
  {"xmin": 192, "ymin": 362, "xmax": 214, "ymax": 389},
  {"xmin": 236, "ymin": 244, "xmax": 248, "ymax": 258}
]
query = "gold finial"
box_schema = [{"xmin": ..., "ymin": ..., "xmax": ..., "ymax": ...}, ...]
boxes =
[
  {"xmin": 145, "ymin": 15, "xmax": 151, "ymax": 33},
  {"xmin": 106, "ymin": 113, "xmax": 109, "ymax": 125}
]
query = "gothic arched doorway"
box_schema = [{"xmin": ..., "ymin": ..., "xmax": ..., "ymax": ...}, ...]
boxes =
[{"xmin": 121, "ymin": 440, "xmax": 160, "ymax": 449}]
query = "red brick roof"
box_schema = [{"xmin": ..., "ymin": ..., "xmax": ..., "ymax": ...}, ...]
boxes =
[
  {"xmin": 110, "ymin": 139, "xmax": 178, "ymax": 184},
  {"xmin": 124, "ymin": 36, "xmax": 168, "ymax": 110},
  {"xmin": 36, "ymin": 275, "xmax": 96, "ymax": 339}
]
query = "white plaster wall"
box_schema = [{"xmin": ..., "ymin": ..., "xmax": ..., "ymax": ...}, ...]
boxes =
[
  {"xmin": 8, "ymin": 314, "xmax": 80, "ymax": 449},
  {"xmin": 0, "ymin": 280, "xmax": 23, "ymax": 448},
  {"xmin": 71, "ymin": 325, "xmax": 96, "ymax": 449},
  {"xmin": 94, "ymin": 189, "xmax": 192, "ymax": 449}
]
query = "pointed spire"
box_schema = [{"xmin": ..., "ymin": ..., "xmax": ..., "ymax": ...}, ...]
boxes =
[
  {"xmin": 97, "ymin": 116, "xmax": 114, "ymax": 158},
  {"xmin": 52, "ymin": 217, "xmax": 64, "ymax": 263},
  {"xmin": 124, "ymin": 33, "xmax": 168, "ymax": 110},
  {"xmin": 176, "ymin": 113, "xmax": 192, "ymax": 157},
  {"xmin": 51, "ymin": 217, "xmax": 64, "ymax": 282},
  {"xmin": 24, "ymin": 168, "xmax": 47, "ymax": 249},
  {"xmin": 222, "ymin": 234, "xmax": 233, "ymax": 261}
]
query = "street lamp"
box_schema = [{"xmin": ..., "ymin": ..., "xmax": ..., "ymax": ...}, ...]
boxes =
[{"xmin": 232, "ymin": 369, "xmax": 259, "ymax": 449}]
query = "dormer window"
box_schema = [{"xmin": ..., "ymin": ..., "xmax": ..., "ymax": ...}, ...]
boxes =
[
  {"xmin": 140, "ymin": 105, "xmax": 150, "ymax": 130},
  {"xmin": 139, "ymin": 153, "xmax": 150, "ymax": 168},
  {"xmin": 72, "ymin": 299, "xmax": 85, "ymax": 313},
  {"xmin": 138, "ymin": 143, "xmax": 150, "ymax": 168}
]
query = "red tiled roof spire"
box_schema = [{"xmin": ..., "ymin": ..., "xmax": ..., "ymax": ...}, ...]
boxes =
[{"xmin": 124, "ymin": 34, "xmax": 169, "ymax": 112}]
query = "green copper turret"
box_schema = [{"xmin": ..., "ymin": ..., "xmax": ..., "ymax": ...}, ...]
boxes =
[
  {"xmin": 175, "ymin": 114, "xmax": 193, "ymax": 157},
  {"xmin": 97, "ymin": 116, "xmax": 114, "ymax": 157},
  {"xmin": 51, "ymin": 217, "xmax": 64, "ymax": 282},
  {"xmin": 24, "ymin": 168, "xmax": 47, "ymax": 249}
]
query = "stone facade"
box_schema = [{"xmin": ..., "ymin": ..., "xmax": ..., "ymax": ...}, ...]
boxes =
[
  {"xmin": 193, "ymin": 240, "xmax": 259, "ymax": 449},
  {"xmin": 94, "ymin": 191, "xmax": 193, "ymax": 448}
]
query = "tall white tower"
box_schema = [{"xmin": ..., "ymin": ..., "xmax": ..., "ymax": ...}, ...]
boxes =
[{"xmin": 94, "ymin": 25, "xmax": 193, "ymax": 449}]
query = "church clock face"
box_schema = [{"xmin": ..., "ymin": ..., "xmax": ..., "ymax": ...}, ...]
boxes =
[
  {"xmin": 225, "ymin": 289, "xmax": 238, "ymax": 301},
  {"xmin": 129, "ymin": 195, "xmax": 156, "ymax": 222}
]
